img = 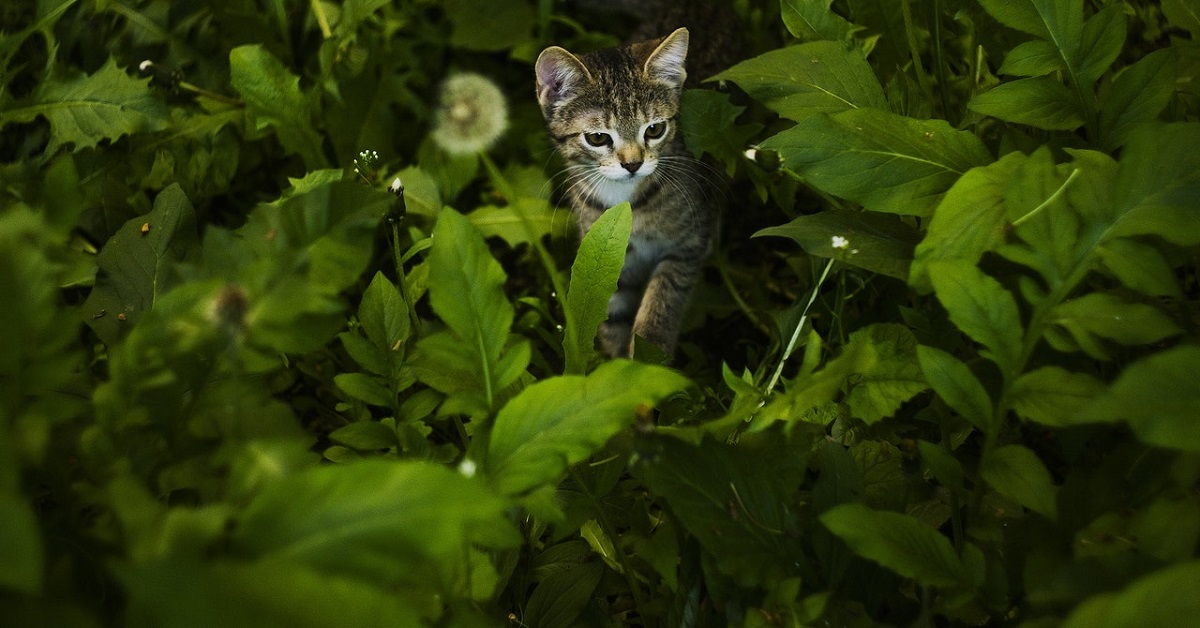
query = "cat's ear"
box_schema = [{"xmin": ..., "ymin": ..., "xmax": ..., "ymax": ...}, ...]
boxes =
[
  {"xmin": 644, "ymin": 27, "xmax": 688, "ymax": 89},
  {"xmin": 535, "ymin": 47, "xmax": 591, "ymax": 112}
]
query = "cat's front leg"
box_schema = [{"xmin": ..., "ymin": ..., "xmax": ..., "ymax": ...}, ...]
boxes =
[{"xmin": 630, "ymin": 256, "xmax": 701, "ymax": 357}]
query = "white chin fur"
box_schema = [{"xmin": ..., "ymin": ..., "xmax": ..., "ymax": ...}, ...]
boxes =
[{"xmin": 592, "ymin": 163, "xmax": 655, "ymax": 207}]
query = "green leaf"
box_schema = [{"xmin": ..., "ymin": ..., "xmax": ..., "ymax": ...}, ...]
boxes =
[
  {"xmin": 83, "ymin": 184, "xmax": 198, "ymax": 346},
  {"xmin": 977, "ymin": 0, "xmax": 1053, "ymax": 39},
  {"xmin": 842, "ymin": 324, "xmax": 927, "ymax": 424},
  {"xmin": 443, "ymin": 0, "xmax": 534, "ymax": 51},
  {"xmin": 998, "ymin": 40, "xmax": 1063, "ymax": 77},
  {"xmin": 968, "ymin": 76, "xmax": 1084, "ymax": 131},
  {"xmin": 0, "ymin": 56, "xmax": 167, "ymax": 155},
  {"xmin": 754, "ymin": 210, "xmax": 920, "ymax": 280},
  {"xmin": 1062, "ymin": 561, "xmax": 1200, "ymax": 628},
  {"xmin": 0, "ymin": 494, "xmax": 42, "ymax": 594},
  {"xmin": 466, "ymin": 200, "xmax": 555, "ymax": 247},
  {"xmin": 413, "ymin": 208, "xmax": 521, "ymax": 416},
  {"xmin": 1083, "ymin": 346, "xmax": 1200, "ymax": 451},
  {"xmin": 358, "ymin": 272, "xmax": 410, "ymax": 350},
  {"xmin": 1009, "ymin": 366, "xmax": 1105, "ymax": 427},
  {"xmin": 820, "ymin": 502, "xmax": 976, "ymax": 589},
  {"xmin": 523, "ymin": 548, "xmax": 604, "ymax": 628},
  {"xmin": 1107, "ymin": 123, "xmax": 1200, "ymax": 246},
  {"xmin": 229, "ymin": 45, "xmax": 327, "ymax": 169},
  {"xmin": 980, "ymin": 445, "xmax": 1057, "ymax": 520},
  {"xmin": 711, "ymin": 41, "xmax": 886, "ymax": 122},
  {"xmin": 328, "ymin": 421, "xmax": 396, "ymax": 451},
  {"xmin": 1096, "ymin": 237, "xmax": 1182, "ymax": 298},
  {"xmin": 927, "ymin": 261, "xmax": 1023, "ymax": 376},
  {"xmin": 1099, "ymin": 49, "xmax": 1180, "ymax": 151},
  {"xmin": 1050, "ymin": 293, "xmax": 1181, "ymax": 353},
  {"xmin": 1076, "ymin": 5, "xmax": 1126, "ymax": 83},
  {"xmin": 910, "ymin": 151, "xmax": 1026, "ymax": 292},
  {"xmin": 679, "ymin": 89, "xmax": 763, "ymax": 170},
  {"xmin": 394, "ymin": 166, "xmax": 442, "ymax": 216},
  {"xmin": 1163, "ymin": 0, "xmax": 1200, "ymax": 37},
  {"xmin": 635, "ymin": 435, "xmax": 809, "ymax": 586},
  {"xmin": 562, "ymin": 202, "xmax": 631, "ymax": 374},
  {"xmin": 234, "ymin": 460, "xmax": 519, "ymax": 583},
  {"xmin": 917, "ymin": 345, "xmax": 992, "ymax": 431},
  {"xmin": 116, "ymin": 559, "xmax": 423, "ymax": 628},
  {"xmin": 487, "ymin": 360, "xmax": 689, "ymax": 495},
  {"xmin": 761, "ymin": 108, "xmax": 991, "ymax": 216},
  {"xmin": 780, "ymin": 0, "xmax": 860, "ymax": 42},
  {"xmin": 1130, "ymin": 496, "xmax": 1200, "ymax": 562},
  {"xmin": 917, "ymin": 441, "xmax": 964, "ymax": 492},
  {"xmin": 334, "ymin": 373, "xmax": 395, "ymax": 407}
]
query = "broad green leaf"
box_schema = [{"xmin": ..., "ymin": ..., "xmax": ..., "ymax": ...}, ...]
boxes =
[
  {"xmin": 976, "ymin": 0, "xmax": 1052, "ymax": 39},
  {"xmin": 466, "ymin": 200, "xmax": 555, "ymax": 247},
  {"xmin": 980, "ymin": 445, "xmax": 1057, "ymax": 520},
  {"xmin": 358, "ymin": 272, "xmax": 410, "ymax": 350},
  {"xmin": 917, "ymin": 345, "xmax": 992, "ymax": 431},
  {"xmin": 917, "ymin": 441, "xmax": 964, "ymax": 492},
  {"xmin": 635, "ymin": 435, "xmax": 809, "ymax": 586},
  {"xmin": 1163, "ymin": 0, "xmax": 1200, "ymax": 37},
  {"xmin": 444, "ymin": 0, "xmax": 534, "ymax": 51},
  {"xmin": 1076, "ymin": 5, "xmax": 1126, "ymax": 84},
  {"xmin": 1083, "ymin": 346, "xmax": 1200, "ymax": 451},
  {"xmin": 116, "ymin": 559, "xmax": 422, "ymax": 628},
  {"xmin": 1130, "ymin": 496, "xmax": 1200, "ymax": 562},
  {"xmin": 761, "ymin": 109, "xmax": 991, "ymax": 216},
  {"xmin": 328, "ymin": 421, "xmax": 396, "ymax": 451},
  {"xmin": 229, "ymin": 45, "xmax": 327, "ymax": 169},
  {"xmin": 910, "ymin": 151, "xmax": 1026, "ymax": 292},
  {"xmin": 1107, "ymin": 123, "xmax": 1200, "ymax": 246},
  {"xmin": 234, "ymin": 460, "xmax": 519, "ymax": 584},
  {"xmin": 998, "ymin": 40, "xmax": 1063, "ymax": 76},
  {"xmin": 1050, "ymin": 293, "xmax": 1181, "ymax": 353},
  {"xmin": 1099, "ymin": 49, "xmax": 1180, "ymax": 151},
  {"xmin": 927, "ymin": 261, "xmax": 1023, "ymax": 376},
  {"xmin": 754, "ymin": 210, "xmax": 920, "ymax": 280},
  {"xmin": 1096, "ymin": 237, "xmax": 1182, "ymax": 298},
  {"xmin": 334, "ymin": 373, "xmax": 395, "ymax": 407},
  {"xmin": 1009, "ymin": 366, "xmax": 1105, "ymax": 427},
  {"xmin": 842, "ymin": 324, "xmax": 927, "ymax": 424},
  {"xmin": 413, "ymin": 208, "xmax": 521, "ymax": 416},
  {"xmin": 0, "ymin": 495, "xmax": 42, "ymax": 594},
  {"xmin": 0, "ymin": 56, "xmax": 167, "ymax": 155},
  {"xmin": 487, "ymin": 360, "xmax": 689, "ymax": 495},
  {"xmin": 580, "ymin": 520, "xmax": 622, "ymax": 574},
  {"xmin": 780, "ymin": 0, "xmax": 860, "ymax": 42},
  {"xmin": 968, "ymin": 76, "xmax": 1084, "ymax": 130},
  {"xmin": 83, "ymin": 184, "xmax": 198, "ymax": 346},
  {"xmin": 679, "ymin": 89, "xmax": 763, "ymax": 171},
  {"xmin": 523, "ymin": 549, "xmax": 604, "ymax": 628},
  {"xmin": 1062, "ymin": 561, "xmax": 1200, "ymax": 628},
  {"xmin": 394, "ymin": 166, "xmax": 441, "ymax": 216},
  {"xmin": 711, "ymin": 41, "xmax": 886, "ymax": 122},
  {"xmin": 820, "ymin": 502, "xmax": 976, "ymax": 589},
  {"xmin": 562, "ymin": 202, "xmax": 631, "ymax": 374}
]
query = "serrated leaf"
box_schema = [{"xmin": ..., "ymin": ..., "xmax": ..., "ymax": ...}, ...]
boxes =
[
  {"xmin": 234, "ymin": 460, "xmax": 519, "ymax": 583},
  {"xmin": 928, "ymin": 261, "xmax": 1023, "ymax": 376},
  {"xmin": 679, "ymin": 89, "xmax": 763, "ymax": 170},
  {"xmin": 487, "ymin": 360, "xmax": 689, "ymax": 495},
  {"xmin": 0, "ymin": 56, "xmax": 167, "ymax": 154},
  {"xmin": 1009, "ymin": 366, "xmax": 1105, "ymax": 427},
  {"xmin": 1096, "ymin": 237, "xmax": 1181, "ymax": 298},
  {"xmin": 980, "ymin": 445, "xmax": 1057, "ymax": 520},
  {"xmin": 334, "ymin": 373, "xmax": 394, "ymax": 407},
  {"xmin": 820, "ymin": 502, "xmax": 975, "ymax": 589},
  {"xmin": 358, "ymin": 272, "xmax": 410, "ymax": 350},
  {"xmin": 563, "ymin": 202, "xmax": 631, "ymax": 374},
  {"xmin": 842, "ymin": 324, "xmax": 927, "ymax": 424},
  {"xmin": 467, "ymin": 199, "xmax": 555, "ymax": 247},
  {"xmin": 1083, "ymin": 346, "xmax": 1200, "ymax": 451},
  {"xmin": 917, "ymin": 345, "xmax": 993, "ymax": 431},
  {"xmin": 1106, "ymin": 123, "xmax": 1200, "ymax": 246},
  {"xmin": 968, "ymin": 76, "xmax": 1084, "ymax": 130},
  {"xmin": 780, "ymin": 0, "xmax": 861, "ymax": 42},
  {"xmin": 762, "ymin": 108, "xmax": 991, "ymax": 216},
  {"xmin": 83, "ymin": 184, "xmax": 197, "ymax": 345},
  {"xmin": 754, "ymin": 210, "xmax": 919, "ymax": 280},
  {"xmin": 229, "ymin": 45, "xmax": 327, "ymax": 169},
  {"xmin": 328, "ymin": 421, "xmax": 396, "ymax": 450},
  {"xmin": 1050, "ymin": 293, "xmax": 1181, "ymax": 352},
  {"xmin": 711, "ymin": 41, "xmax": 886, "ymax": 122}
]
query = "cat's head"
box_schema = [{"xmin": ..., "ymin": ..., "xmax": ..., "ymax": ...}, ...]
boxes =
[{"xmin": 535, "ymin": 28, "xmax": 688, "ymax": 182}]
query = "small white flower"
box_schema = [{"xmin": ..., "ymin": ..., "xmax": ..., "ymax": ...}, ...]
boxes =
[
  {"xmin": 139, "ymin": 60, "xmax": 154, "ymax": 72},
  {"xmin": 458, "ymin": 458, "xmax": 477, "ymax": 478},
  {"xmin": 744, "ymin": 147, "xmax": 758, "ymax": 161},
  {"xmin": 831, "ymin": 236, "xmax": 849, "ymax": 249},
  {"xmin": 389, "ymin": 178, "xmax": 403, "ymax": 194},
  {"xmin": 432, "ymin": 73, "xmax": 509, "ymax": 155}
]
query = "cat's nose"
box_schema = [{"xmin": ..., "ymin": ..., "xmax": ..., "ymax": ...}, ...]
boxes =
[{"xmin": 621, "ymin": 161, "xmax": 643, "ymax": 174}]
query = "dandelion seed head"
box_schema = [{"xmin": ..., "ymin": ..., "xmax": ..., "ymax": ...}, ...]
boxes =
[{"xmin": 432, "ymin": 73, "xmax": 508, "ymax": 155}]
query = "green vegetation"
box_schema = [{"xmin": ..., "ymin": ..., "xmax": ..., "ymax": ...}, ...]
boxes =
[{"xmin": 1, "ymin": 0, "xmax": 1197, "ymax": 626}]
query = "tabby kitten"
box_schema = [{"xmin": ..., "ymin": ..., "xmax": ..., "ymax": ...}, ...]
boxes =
[{"xmin": 535, "ymin": 28, "xmax": 715, "ymax": 358}]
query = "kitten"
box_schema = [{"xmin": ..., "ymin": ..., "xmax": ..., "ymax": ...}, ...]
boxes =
[{"xmin": 535, "ymin": 28, "xmax": 715, "ymax": 358}]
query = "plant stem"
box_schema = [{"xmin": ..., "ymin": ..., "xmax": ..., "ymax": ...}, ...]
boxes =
[
  {"xmin": 1011, "ymin": 168, "xmax": 1081, "ymax": 228},
  {"xmin": 310, "ymin": 0, "xmax": 332, "ymax": 39},
  {"xmin": 763, "ymin": 258, "xmax": 835, "ymax": 396},
  {"xmin": 900, "ymin": 0, "xmax": 935, "ymax": 108}
]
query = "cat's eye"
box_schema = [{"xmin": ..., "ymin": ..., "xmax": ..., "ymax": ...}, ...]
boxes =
[
  {"xmin": 583, "ymin": 132, "xmax": 612, "ymax": 147},
  {"xmin": 644, "ymin": 122, "xmax": 667, "ymax": 140}
]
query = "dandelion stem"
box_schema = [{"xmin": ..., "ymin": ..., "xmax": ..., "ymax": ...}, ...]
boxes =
[
  {"xmin": 1011, "ymin": 168, "xmax": 1081, "ymax": 228},
  {"xmin": 763, "ymin": 258, "xmax": 835, "ymax": 396}
]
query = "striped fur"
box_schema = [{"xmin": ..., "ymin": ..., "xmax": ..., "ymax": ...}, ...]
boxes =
[{"xmin": 536, "ymin": 28, "xmax": 715, "ymax": 358}]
